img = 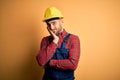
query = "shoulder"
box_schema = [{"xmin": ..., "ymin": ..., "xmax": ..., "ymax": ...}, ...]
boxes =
[
  {"xmin": 68, "ymin": 33, "xmax": 80, "ymax": 44},
  {"xmin": 42, "ymin": 35, "xmax": 51, "ymax": 40},
  {"xmin": 41, "ymin": 35, "xmax": 51, "ymax": 42},
  {"xmin": 69, "ymin": 34, "xmax": 80, "ymax": 40}
]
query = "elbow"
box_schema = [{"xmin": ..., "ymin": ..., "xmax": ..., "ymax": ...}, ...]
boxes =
[
  {"xmin": 36, "ymin": 56, "xmax": 45, "ymax": 67},
  {"xmin": 37, "ymin": 60, "xmax": 45, "ymax": 67},
  {"xmin": 71, "ymin": 63, "xmax": 77, "ymax": 70},
  {"xmin": 70, "ymin": 60, "xmax": 78, "ymax": 70},
  {"xmin": 38, "ymin": 62, "xmax": 45, "ymax": 67}
]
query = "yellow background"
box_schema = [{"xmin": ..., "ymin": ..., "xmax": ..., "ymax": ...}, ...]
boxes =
[{"xmin": 0, "ymin": 0, "xmax": 120, "ymax": 80}]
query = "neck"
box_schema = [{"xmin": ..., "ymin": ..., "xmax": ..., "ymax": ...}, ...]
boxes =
[{"xmin": 60, "ymin": 28, "xmax": 63, "ymax": 33}]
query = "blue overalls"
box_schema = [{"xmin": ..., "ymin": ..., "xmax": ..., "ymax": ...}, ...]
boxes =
[{"xmin": 43, "ymin": 34, "xmax": 75, "ymax": 80}]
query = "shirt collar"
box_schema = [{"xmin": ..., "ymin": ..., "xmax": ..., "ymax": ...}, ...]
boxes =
[{"xmin": 58, "ymin": 29, "xmax": 68, "ymax": 38}]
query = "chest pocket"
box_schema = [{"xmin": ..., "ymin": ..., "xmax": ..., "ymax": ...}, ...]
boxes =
[{"xmin": 52, "ymin": 34, "xmax": 71, "ymax": 60}]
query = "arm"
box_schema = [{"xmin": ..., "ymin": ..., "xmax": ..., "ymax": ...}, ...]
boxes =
[
  {"xmin": 36, "ymin": 26, "xmax": 59, "ymax": 67},
  {"xmin": 49, "ymin": 36, "xmax": 80, "ymax": 70},
  {"xmin": 36, "ymin": 37, "xmax": 57, "ymax": 67}
]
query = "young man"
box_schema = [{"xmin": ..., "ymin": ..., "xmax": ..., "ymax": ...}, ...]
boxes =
[{"xmin": 36, "ymin": 6, "xmax": 80, "ymax": 80}]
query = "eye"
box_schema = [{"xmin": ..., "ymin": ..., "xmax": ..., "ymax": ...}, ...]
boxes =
[{"xmin": 52, "ymin": 22, "xmax": 56, "ymax": 25}]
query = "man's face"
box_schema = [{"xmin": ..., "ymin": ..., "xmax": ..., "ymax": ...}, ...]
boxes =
[{"xmin": 46, "ymin": 19, "xmax": 63, "ymax": 35}]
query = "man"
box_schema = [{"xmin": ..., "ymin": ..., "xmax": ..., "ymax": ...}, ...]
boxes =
[{"xmin": 36, "ymin": 6, "xmax": 80, "ymax": 80}]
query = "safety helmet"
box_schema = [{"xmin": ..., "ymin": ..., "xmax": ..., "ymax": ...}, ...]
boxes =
[{"xmin": 43, "ymin": 6, "xmax": 64, "ymax": 21}]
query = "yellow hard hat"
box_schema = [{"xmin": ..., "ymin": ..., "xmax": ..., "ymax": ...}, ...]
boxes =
[{"xmin": 43, "ymin": 6, "xmax": 64, "ymax": 21}]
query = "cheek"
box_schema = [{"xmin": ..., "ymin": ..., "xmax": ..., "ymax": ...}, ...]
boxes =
[{"xmin": 54, "ymin": 24, "xmax": 59, "ymax": 29}]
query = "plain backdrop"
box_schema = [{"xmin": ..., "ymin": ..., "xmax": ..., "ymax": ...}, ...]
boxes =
[{"xmin": 0, "ymin": 0, "xmax": 120, "ymax": 80}]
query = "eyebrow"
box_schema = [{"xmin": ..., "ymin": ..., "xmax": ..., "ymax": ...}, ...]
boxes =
[{"xmin": 48, "ymin": 21, "xmax": 56, "ymax": 24}]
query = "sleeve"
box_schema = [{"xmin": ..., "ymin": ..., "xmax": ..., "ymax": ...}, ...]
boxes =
[
  {"xmin": 49, "ymin": 36, "xmax": 80, "ymax": 70},
  {"xmin": 36, "ymin": 37, "xmax": 57, "ymax": 67}
]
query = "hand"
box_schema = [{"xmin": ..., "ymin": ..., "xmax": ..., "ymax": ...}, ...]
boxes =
[{"xmin": 47, "ymin": 27, "xmax": 59, "ymax": 44}]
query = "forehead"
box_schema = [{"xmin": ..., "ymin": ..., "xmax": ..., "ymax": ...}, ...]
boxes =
[{"xmin": 47, "ymin": 19, "xmax": 60, "ymax": 24}]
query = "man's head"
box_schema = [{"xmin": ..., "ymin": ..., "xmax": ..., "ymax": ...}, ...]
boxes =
[
  {"xmin": 43, "ymin": 6, "xmax": 64, "ymax": 35},
  {"xmin": 46, "ymin": 18, "xmax": 63, "ymax": 35}
]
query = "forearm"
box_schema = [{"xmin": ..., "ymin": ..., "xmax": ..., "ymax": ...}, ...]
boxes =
[
  {"xmin": 36, "ymin": 42, "xmax": 57, "ymax": 66},
  {"xmin": 49, "ymin": 57, "xmax": 79, "ymax": 70}
]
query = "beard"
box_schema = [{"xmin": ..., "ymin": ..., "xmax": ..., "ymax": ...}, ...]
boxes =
[{"xmin": 55, "ymin": 26, "xmax": 62, "ymax": 35}]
